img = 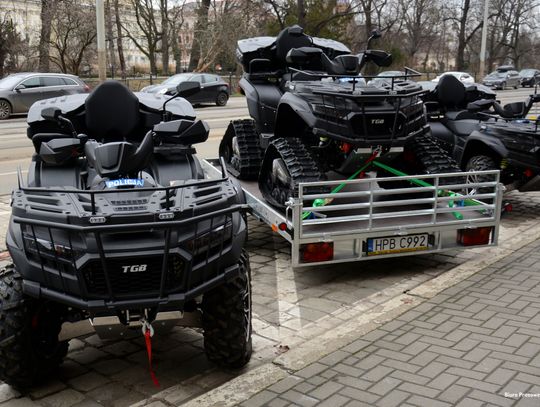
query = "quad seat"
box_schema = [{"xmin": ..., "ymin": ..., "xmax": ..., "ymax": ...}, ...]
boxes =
[{"xmin": 84, "ymin": 81, "xmax": 141, "ymax": 142}]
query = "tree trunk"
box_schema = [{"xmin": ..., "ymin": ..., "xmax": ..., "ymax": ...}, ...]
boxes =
[
  {"xmin": 149, "ymin": 44, "xmax": 157, "ymax": 75},
  {"xmin": 161, "ymin": 0, "xmax": 169, "ymax": 75},
  {"xmin": 297, "ymin": 0, "xmax": 306, "ymax": 28},
  {"xmin": 455, "ymin": 0, "xmax": 470, "ymax": 70},
  {"xmin": 38, "ymin": 0, "xmax": 53, "ymax": 71},
  {"xmin": 171, "ymin": 26, "xmax": 182, "ymax": 73},
  {"xmin": 113, "ymin": 0, "xmax": 126, "ymax": 78},
  {"xmin": 188, "ymin": 0, "xmax": 210, "ymax": 71},
  {"xmin": 106, "ymin": 0, "xmax": 116, "ymax": 77}
]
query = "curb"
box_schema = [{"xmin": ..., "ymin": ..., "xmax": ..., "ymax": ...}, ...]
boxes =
[{"xmin": 140, "ymin": 221, "xmax": 540, "ymax": 407}]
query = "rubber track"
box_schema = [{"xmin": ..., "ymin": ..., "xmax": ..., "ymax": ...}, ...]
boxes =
[
  {"xmin": 409, "ymin": 134, "xmax": 462, "ymax": 184},
  {"xmin": 221, "ymin": 119, "xmax": 262, "ymax": 180},
  {"xmin": 261, "ymin": 138, "xmax": 326, "ymax": 208}
]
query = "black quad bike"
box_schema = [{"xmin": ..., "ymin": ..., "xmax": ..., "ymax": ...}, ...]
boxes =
[
  {"xmin": 0, "ymin": 81, "xmax": 252, "ymax": 389},
  {"xmin": 426, "ymin": 74, "xmax": 540, "ymax": 192},
  {"xmin": 219, "ymin": 25, "xmax": 460, "ymax": 209}
]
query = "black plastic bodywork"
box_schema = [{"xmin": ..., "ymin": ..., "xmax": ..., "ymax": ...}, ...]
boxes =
[
  {"xmin": 7, "ymin": 83, "xmax": 247, "ymax": 316},
  {"xmin": 236, "ymin": 29, "xmax": 428, "ymax": 160},
  {"xmin": 424, "ymin": 81, "xmax": 540, "ymax": 190}
]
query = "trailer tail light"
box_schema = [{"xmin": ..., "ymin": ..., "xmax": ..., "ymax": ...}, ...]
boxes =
[
  {"xmin": 457, "ymin": 227, "xmax": 493, "ymax": 246},
  {"xmin": 300, "ymin": 242, "xmax": 334, "ymax": 263}
]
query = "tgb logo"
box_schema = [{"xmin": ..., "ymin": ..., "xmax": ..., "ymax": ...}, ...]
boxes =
[{"xmin": 122, "ymin": 264, "xmax": 147, "ymax": 273}]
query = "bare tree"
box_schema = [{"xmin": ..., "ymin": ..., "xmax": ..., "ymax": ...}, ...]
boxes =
[
  {"xmin": 106, "ymin": 0, "xmax": 117, "ymax": 76},
  {"xmin": 188, "ymin": 0, "xmax": 211, "ymax": 71},
  {"xmin": 48, "ymin": 0, "xmax": 96, "ymax": 74},
  {"xmin": 38, "ymin": 0, "xmax": 54, "ymax": 71},
  {"xmin": 123, "ymin": 0, "xmax": 162, "ymax": 75},
  {"xmin": 0, "ymin": 15, "xmax": 23, "ymax": 76},
  {"xmin": 160, "ymin": 0, "xmax": 170, "ymax": 74},
  {"xmin": 168, "ymin": 1, "xmax": 187, "ymax": 73},
  {"xmin": 400, "ymin": 0, "xmax": 440, "ymax": 63},
  {"xmin": 113, "ymin": 0, "xmax": 127, "ymax": 78}
]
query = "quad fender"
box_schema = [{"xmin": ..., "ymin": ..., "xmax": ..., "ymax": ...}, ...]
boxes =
[
  {"xmin": 461, "ymin": 130, "xmax": 508, "ymax": 167},
  {"xmin": 239, "ymin": 77, "xmax": 282, "ymax": 134},
  {"xmin": 274, "ymin": 92, "xmax": 316, "ymax": 139}
]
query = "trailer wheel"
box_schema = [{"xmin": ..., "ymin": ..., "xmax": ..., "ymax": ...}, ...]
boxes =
[
  {"xmin": 202, "ymin": 250, "xmax": 252, "ymax": 369},
  {"xmin": 0, "ymin": 264, "xmax": 68, "ymax": 389}
]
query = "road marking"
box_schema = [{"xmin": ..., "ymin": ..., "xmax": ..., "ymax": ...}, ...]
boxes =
[{"xmin": 0, "ymin": 170, "xmax": 27, "ymax": 177}]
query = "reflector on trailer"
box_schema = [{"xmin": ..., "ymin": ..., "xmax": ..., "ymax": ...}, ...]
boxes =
[
  {"xmin": 457, "ymin": 227, "xmax": 493, "ymax": 246},
  {"xmin": 300, "ymin": 242, "xmax": 334, "ymax": 263}
]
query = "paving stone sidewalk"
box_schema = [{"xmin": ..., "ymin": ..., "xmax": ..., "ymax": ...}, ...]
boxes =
[{"xmin": 242, "ymin": 238, "xmax": 540, "ymax": 407}]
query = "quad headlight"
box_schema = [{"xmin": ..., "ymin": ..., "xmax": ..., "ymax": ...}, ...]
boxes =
[
  {"xmin": 184, "ymin": 222, "xmax": 233, "ymax": 256},
  {"xmin": 23, "ymin": 235, "xmax": 80, "ymax": 260}
]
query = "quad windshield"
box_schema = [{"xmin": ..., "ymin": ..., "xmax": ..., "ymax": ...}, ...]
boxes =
[
  {"xmin": 162, "ymin": 74, "xmax": 194, "ymax": 85},
  {"xmin": 0, "ymin": 74, "xmax": 26, "ymax": 89}
]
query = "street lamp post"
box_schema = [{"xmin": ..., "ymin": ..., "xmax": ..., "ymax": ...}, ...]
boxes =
[
  {"xmin": 479, "ymin": 0, "xmax": 489, "ymax": 79},
  {"xmin": 96, "ymin": 0, "xmax": 107, "ymax": 82}
]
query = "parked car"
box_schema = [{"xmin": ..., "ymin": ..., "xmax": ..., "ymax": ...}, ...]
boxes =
[
  {"xmin": 431, "ymin": 71, "xmax": 475, "ymax": 85},
  {"xmin": 519, "ymin": 69, "xmax": 540, "ymax": 87},
  {"xmin": 482, "ymin": 67, "xmax": 521, "ymax": 90},
  {"xmin": 367, "ymin": 70, "xmax": 405, "ymax": 87},
  {"xmin": 141, "ymin": 73, "xmax": 230, "ymax": 106},
  {"xmin": 0, "ymin": 73, "xmax": 89, "ymax": 120}
]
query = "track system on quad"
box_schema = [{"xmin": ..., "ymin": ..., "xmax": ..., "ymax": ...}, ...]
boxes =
[
  {"xmin": 219, "ymin": 119, "xmax": 262, "ymax": 180},
  {"xmin": 258, "ymin": 137, "xmax": 327, "ymax": 209},
  {"xmin": 406, "ymin": 134, "xmax": 462, "ymax": 185}
]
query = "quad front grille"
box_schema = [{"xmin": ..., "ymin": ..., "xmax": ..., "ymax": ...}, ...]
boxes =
[{"xmin": 83, "ymin": 254, "xmax": 185, "ymax": 299}]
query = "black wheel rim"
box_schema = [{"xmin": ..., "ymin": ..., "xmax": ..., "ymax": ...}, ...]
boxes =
[
  {"xmin": 0, "ymin": 101, "xmax": 9, "ymax": 119},
  {"xmin": 217, "ymin": 93, "xmax": 227, "ymax": 105}
]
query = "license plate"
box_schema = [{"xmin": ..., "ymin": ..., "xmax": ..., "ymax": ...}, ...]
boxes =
[{"xmin": 367, "ymin": 234, "xmax": 430, "ymax": 256}]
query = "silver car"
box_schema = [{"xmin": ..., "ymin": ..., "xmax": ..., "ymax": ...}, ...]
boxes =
[
  {"xmin": 482, "ymin": 68, "xmax": 521, "ymax": 90},
  {"xmin": 0, "ymin": 73, "xmax": 89, "ymax": 119}
]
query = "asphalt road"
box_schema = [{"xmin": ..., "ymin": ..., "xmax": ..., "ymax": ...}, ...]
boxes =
[{"xmin": 0, "ymin": 88, "xmax": 536, "ymax": 196}]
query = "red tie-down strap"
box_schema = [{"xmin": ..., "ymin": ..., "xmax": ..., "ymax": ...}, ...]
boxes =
[{"xmin": 142, "ymin": 321, "xmax": 160, "ymax": 388}]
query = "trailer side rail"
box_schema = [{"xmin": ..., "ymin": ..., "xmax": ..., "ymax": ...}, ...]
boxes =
[{"xmin": 202, "ymin": 159, "xmax": 502, "ymax": 267}]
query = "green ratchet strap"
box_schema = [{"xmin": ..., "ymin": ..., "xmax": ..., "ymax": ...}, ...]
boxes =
[
  {"xmin": 301, "ymin": 158, "xmax": 375, "ymax": 220},
  {"xmin": 301, "ymin": 160, "xmax": 484, "ymax": 221}
]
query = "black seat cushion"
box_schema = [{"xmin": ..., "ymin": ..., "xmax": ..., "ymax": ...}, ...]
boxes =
[
  {"xmin": 444, "ymin": 110, "xmax": 480, "ymax": 121},
  {"xmin": 443, "ymin": 119, "xmax": 480, "ymax": 138},
  {"xmin": 438, "ymin": 75, "xmax": 467, "ymax": 109},
  {"xmin": 275, "ymin": 25, "xmax": 312, "ymax": 63},
  {"xmin": 85, "ymin": 81, "xmax": 140, "ymax": 141}
]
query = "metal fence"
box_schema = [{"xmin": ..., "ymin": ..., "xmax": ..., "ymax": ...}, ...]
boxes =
[{"xmin": 82, "ymin": 74, "xmax": 242, "ymax": 93}]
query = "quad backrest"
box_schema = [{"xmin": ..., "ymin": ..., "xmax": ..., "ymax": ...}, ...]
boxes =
[
  {"xmin": 437, "ymin": 75, "xmax": 467, "ymax": 109},
  {"xmin": 85, "ymin": 81, "xmax": 140, "ymax": 141},
  {"xmin": 275, "ymin": 25, "xmax": 312, "ymax": 63}
]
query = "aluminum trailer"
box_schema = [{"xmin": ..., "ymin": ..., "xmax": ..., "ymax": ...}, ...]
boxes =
[{"xmin": 202, "ymin": 159, "xmax": 503, "ymax": 267}]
